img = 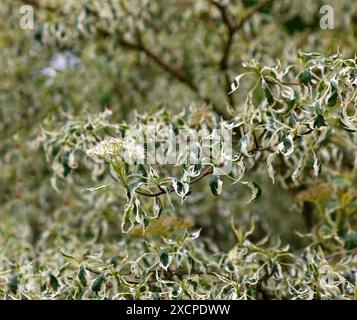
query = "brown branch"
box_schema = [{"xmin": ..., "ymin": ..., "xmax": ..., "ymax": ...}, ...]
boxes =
[
  {"xmin": 265, "ymin": 75, "xmax": 317, "ymax": 88},
  {"xmin": 209, "ymin": 0, "xmax": 236, "ymax": 107},
  {"xmin": 135, "ymin": 165, "xmax": 214, "ymax": 198},
  {"xmin": 117, "ymin": 35, "xmax": 228, "ymax": 117},
  {"xmin": 210, "ymin": 0, "xmax": 274, "ymax": 107},
  {"xmin": 122, "ymin": 0, "xmax": 273, "ymax": 115},
  {"xmin": 121, "ymin": 36, "xmax": 199, "ymax": 94},
  {"xmin": 135, "ymin": 127, "xmax": 315, "ymax": 199},
  {"xmin": 210, "ymin": 0, "xmax": 235, "ymax": 71},
  {"xmin": 248, "ymin": 127, "xmax": 314, "ymax": 153}
]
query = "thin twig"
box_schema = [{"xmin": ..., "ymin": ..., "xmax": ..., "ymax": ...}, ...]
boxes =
[
  {"xmin": 135, "ymin": 165, "xmax": 214, "ymax": 198},
  {"xmin": 135, "ymin": 127, "xmax": 315, "ymax": 199},
  {"xmin": 87, "ymin": 266, "xmax": 226, "ymax": 285}
]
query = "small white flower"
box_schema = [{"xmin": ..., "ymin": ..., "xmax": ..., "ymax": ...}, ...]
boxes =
[{"xmin": 86, "ymin": 137, "xmax": 122, "ymax": 160}]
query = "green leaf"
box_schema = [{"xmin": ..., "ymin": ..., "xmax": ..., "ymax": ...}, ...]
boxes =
[
  {"xmin": 91, "ymin": 273, "xmax": 105, "ymax": 294},
  {"xmin": 8, "ymin": 275, "xmax": 18, "ymax": 294},
  {"xmin": 34, "ymin": 25, "xmax": 44, "ymax": 42},
  {"xmin": 288, "ymin": 112, "xmax": 298, "ymax": 126},
  {"xmin": 126, "ymin": 182, "xmax": 141, "ymax": 201},
  {"xmin": 313, "ymin": 114, "xmax": 327, "ymax": 129},
  {"xmin": 300, "ymin": 69, "xmax": 312, "ymax": 85},
  {"xmin": 172, "ymin": 179, "xmax": 190, "ymax": 201},
  {"xmin": 112, "ymin": 161, "xmax": 127, "ymax": 187},
  {"xmin": 277, "ymin": 135, "xmax": 294, "ymax": 157},
  {"xmin": 138, "ymin": 164, "xmax": 148, "ymax": 179},
  {"xmin": 159, "ymin": 251, "xmax": 172, "ymax": 271},
  {"xmin": 339, "ymin": 106, "xmax": 357, "ymax": 132},
  {"xmin": 78, "ymin": 265, "xmax": 87, "ymax": 287},
  {"xmin": 49, "ymin": 273, "xmax": 60, "ymax": 291},
  {"xmin": 209, "ymin": 174, "xmax": 223, "ymax": 196},
  {"xmin": 327, "ymin": 91, "xmax": 338, "ymax": 107},
  {"xmin": 327, "ymin": 81, "xmax": 338, "ymax": 107},
  {"xmin": 121, "ymin": 203, "xmax": 134, "ymax": 233},
  {"xmin": 298, "ymin": 52, "xmax": 322, "ymax": 62},
  {"xmin": 262, "ymin": 80, "xmax": 274, "ymax": 104},
  {"xmin": 317, "ymin": 80, "xmax": 326, "ymax": 93},
  {"xmin": 152, "ymin": 197, "xmax": 163, "ymax": 218},
  {"xmin": 350, "ymin": 67, "xmax": 357, "ymax": 80},
  {"xmin": 60, "ymin": 151, "xmax": 71, "ymax": 177},
  {"xmin": 314, "ymin": 101, "xmax": 323, "ymax": 115},
  {"xmin": 171, "ymin": 284, "xmax": 182, "ymax": 298},
  {"xmin": 344, "ymin": 231, "xmax": 357, "ymax": 250},
  {"xmin": 331, "ymin": 177, "xmax": 351, "ymax": 189}
]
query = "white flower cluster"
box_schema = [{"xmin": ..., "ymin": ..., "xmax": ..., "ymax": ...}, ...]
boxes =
[
  {"xmin": 86, "ymin": 137, "xmax": 145, "ymax": 163},
  {"xmin": 86, "ymin": 137, "xmax": 123, "ymax": 160}
]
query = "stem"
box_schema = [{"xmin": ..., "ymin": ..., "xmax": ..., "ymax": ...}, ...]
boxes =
[
  {"xmin": 134, "ymin": 127, "xmax": 315, "ymax": 199},
  {"xmin": 210, "ymin": 0, "xmax": 274, "ymax": 107},
  {"xmin": 135, "ymin": 166, "xmax": 214, "ymax": 198}
]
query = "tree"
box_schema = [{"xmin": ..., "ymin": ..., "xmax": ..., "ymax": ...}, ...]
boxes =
[{"xmin": 0, "ymin": 0, "xmax": 356, "ymax": 299}]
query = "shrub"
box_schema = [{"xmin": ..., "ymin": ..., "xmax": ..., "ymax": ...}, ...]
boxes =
[{"xmin": 0, "ymin": 0, "xmax": 356, "ymax": 299}]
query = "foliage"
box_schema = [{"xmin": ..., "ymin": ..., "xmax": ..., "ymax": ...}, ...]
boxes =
[{"xmin": 0, "ymin": 0, "xmax": 356, "ymax": 299}]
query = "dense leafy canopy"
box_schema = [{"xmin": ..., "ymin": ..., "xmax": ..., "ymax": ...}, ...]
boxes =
[{"xmin": 0, "ymin": 0, "xmax": 356, "ymax": 299}]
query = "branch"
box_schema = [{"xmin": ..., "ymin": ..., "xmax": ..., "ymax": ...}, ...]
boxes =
[
  {"xmin": 209, "ymin": 0, "xmax": 236, "ymax": 107},
  {"xmin": 87, "ymin": 266, "xmax": 228, "ymax": 285},
  {"xmin": 119, "ymin": 37, "xmax": 199, "ymax": 94},
  {"xmin": 118, "ymin": 1, "xmax": 273, "ymax": 116},
  {"xmin": 135, "ymin": 165, "xmax": 214, "ymax": 198},
  {"xmin": 210, "ymin": 0, "xmax": 274, "ymax": 107},
  {"xmin": 135, "ymin": 127, "xmax": 315, "ymax": 199},
  {"xmin": 248, "ymin": 127, "xmax": 314, "ymax": 153},
  {"xmin": 209, "ymin": 0, "xmax": 235, "ymax": 71},
  {"xmin": 265, "ymin": 75, "xmax": 317, "ymax": 88},
  {"xmin": 117, "ymin": 35, "xmax": 228, "ymax": 117},
  {"xmin": 24, "ymin": 0, "xmax": 272, "ymax": 119}
]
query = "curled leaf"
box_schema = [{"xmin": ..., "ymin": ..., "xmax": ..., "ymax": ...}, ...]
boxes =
[
  {"xmin": 278, "ymin": 134, "xmax": 294, "ymax": 157},
  {"xmin": 313, "ymin": 153, "xmax": 321, "ymax": 178},
  {"xmin": 228, "ymin": 74, "xmax": 246, "ymax": 95},
  {"xmin": 292, "ymin": 155, "xmax": 306, "ymax": 182},
  {"xmin": 241, "ymin": 181, "xmax": 262, "ymax": 203},
  {"xmin": 266, "ymin": 152, "xmax": 277, "ymax": 184},
  {"xmin": 152, "ymin": 196, "xmax": 163, "ymax": 218}
]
